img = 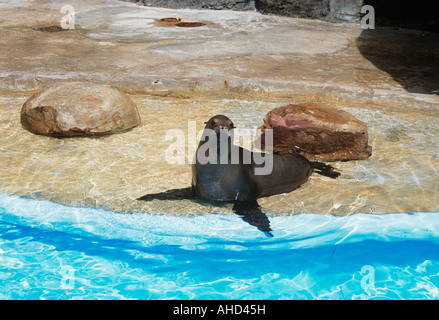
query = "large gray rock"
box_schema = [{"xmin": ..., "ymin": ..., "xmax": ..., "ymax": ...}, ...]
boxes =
[
  {"xmin": 256, "ymin": 0, "xmax": 364, "ymax": 22},
  {"xmin": 130, "ymin": 0, "xmax": 363, "ymax": 22},
  {"xmin": 256, "ymin": 0, "xmax": 331, "ymax": 19},
  {"xmin": 258, "ymin": 103, "xmax": 372, "ymax": 162},
  {"xmin": 21, "ymin": 82, "xmax": 141, "ymax": 136},
  {"xmin": 133, "ymin": 0, "xmax": 256, "ymax": 11}
]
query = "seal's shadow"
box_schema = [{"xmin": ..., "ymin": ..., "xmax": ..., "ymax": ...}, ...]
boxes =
[{"xmin": 137, "ymin": 187, "xmax": 273, "ymax": 237}]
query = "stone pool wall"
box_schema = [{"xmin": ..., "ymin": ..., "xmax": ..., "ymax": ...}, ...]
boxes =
[{"xmin": 128, "ymin": 0, "xmax": 364, "ymax": 22}]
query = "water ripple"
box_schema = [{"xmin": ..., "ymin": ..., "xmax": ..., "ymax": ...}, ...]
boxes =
[{"xmin": 1, "ymin": 194, "xmax": 439, "ymax": 299}]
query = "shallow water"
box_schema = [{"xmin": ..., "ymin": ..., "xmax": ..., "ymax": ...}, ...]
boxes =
[
  {"xmin": 1, "ymin": 194, "xmax": 439, "ymax": 300},
  {"xmin": 1, "ymin": 94, "xmax": 439, "ymax": 299},
  {"xmin": 0, "ymin": 95, "xmax": 438, "ymax": 216}
]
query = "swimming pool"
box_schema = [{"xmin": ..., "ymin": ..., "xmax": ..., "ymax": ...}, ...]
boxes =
[{"xmin": 1, "ymin": 193, "xmax": 438, "ymax": 300}]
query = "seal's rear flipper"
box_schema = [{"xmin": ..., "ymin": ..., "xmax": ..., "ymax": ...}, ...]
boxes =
[
  {"xmin": 233, "ymin": 200, "xmax": 273, "ymax": 237},
  {"xmin": 137, "ymin": 187, "xmax": 195, "ymax": 201},
  {"xmin": 310, "ymin": 161, "xmax": 341, "ymax": 179}
]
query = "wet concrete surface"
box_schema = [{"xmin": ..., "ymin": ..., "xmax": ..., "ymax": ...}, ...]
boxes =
[
  {"xmin": 1, "ymin": 95, "xmax": 438, "ymax": 216},
  {"xmin": 0, "ymin": 0, "xmax": 438, "ymax": 216}
]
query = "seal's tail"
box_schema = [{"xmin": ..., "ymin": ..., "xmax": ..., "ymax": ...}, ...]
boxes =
[{"xmin": 310, "ymin": 161, "xmax": 341, "ymax": 179}]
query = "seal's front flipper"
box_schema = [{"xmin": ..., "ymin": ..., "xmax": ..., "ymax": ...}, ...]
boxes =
[
  {"xmin": 233, "ymin": 200, "xmax": 273, "ymax": 237},
  {"xmin": 137, "ymin": 187, "xmax": 195, "ymax": 201}
]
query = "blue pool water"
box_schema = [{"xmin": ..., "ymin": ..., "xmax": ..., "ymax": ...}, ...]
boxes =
[{"xmin": 1, "ymin": 193, "xmax": 439, "ymax": 300}]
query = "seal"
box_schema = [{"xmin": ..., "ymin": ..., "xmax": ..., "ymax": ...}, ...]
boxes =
[
  {"xmin": 192, "ymin": 115, "xmax": 337, "ymax": 202},
  {"xmin": 138, "ymin": 115, "xmax": 340, "ymax": 237}
]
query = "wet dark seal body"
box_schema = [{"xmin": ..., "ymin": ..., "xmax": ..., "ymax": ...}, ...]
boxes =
[
  {"xmin": 192, "ymin": 115, "xmax": 314, "ymax": 202},
  {"xmin": 139, "ymin": 115, "xmax": 339, "ymax": 236}
]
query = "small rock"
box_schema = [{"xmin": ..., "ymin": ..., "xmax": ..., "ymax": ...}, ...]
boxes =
[
  {"xmin": 21, "ymin": 82, "xmax": 141, "ymax": 136},
  {"xmin": 258, "ymin": 103, "xmax": 372, "ymax": 161}
]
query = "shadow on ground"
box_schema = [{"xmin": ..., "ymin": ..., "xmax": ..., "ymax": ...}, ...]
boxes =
[{"xmin": 357, "ymin": 0, "xmax": 439, "ymax": 95}]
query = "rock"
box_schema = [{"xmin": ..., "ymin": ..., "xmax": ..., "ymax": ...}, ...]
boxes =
[
  {"xmin": 21, "ymin": 82, "xmax": 141, "ymax": 136},
  {"xmin": 133, "ymin": 0, "xmax": 256, "ymax": 11},
  {"xmin": 256, "ymin": 0, "xmax": 331, "ymax": 19},
  {"xmin": 255, "ymin": 0, "xmax": 363, "ymax": 22},
  {"xmin": 258, "ymin": 103, "xmax": 372, "ymax": 162},
  {"xmin": 131, "ymin": 0, "xmax": 363, "ymax": 22}
]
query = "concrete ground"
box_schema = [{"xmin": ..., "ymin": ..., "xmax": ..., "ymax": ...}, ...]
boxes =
[
  {"xmin": 1, "ymin": 0, "xmax": 438, "ymax": 107},
  {"xmin": 0, "ymin": 0, "xmax": 438, "ymax": 216}
]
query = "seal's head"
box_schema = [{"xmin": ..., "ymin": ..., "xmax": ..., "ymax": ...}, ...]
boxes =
[
  {"xmin": 199, "ymin": 115, "xmax": 236, "ymax": 152},
  {"xmin": 204, "ymin": 115, "xmax": 235, "ymax": 132}
]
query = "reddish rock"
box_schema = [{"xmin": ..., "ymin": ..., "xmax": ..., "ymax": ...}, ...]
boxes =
[
  {"xmin": 258, "ymin": 103, "xmax": 372, "ymax": 161},
  {"xmin": 21, "ymin": 82, "xmax": 141, "ymax": 136}
]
